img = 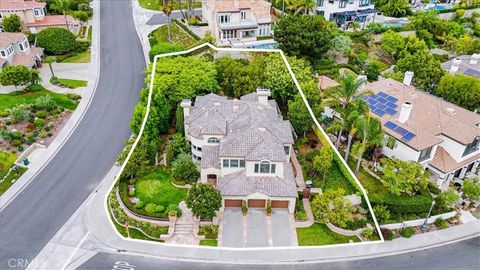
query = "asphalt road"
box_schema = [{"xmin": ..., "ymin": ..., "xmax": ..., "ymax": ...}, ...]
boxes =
[
  {"xmin": 0, "ymin": 1, "xmax": 145, "ymax": 269},
  {"xmin": 79, "ymin": 237, "xmax": 480, "ymax": 270}
]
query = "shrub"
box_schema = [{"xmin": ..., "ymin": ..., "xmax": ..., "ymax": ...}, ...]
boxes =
[
  {"xmin": 67, "ymin": 93, "xmax": 81, "ymax": 101},
  {"xmin": 35, "ymin": 95, "xmax": 56, "ymax": 111},
  {"xmin": 39, "ymin": 131, "xmax": 48, "ymax": 138},
  {"xmin": 17, "ymin": 146, "xmax": 24, "ymax": 152},
  {"xmin": 33, "ymin": 118, "xmax": 45, "ymax": 127},
  {"xmin": 4, "ymin": 119, "xmax": 12, "ymax": 125},
  {"xmin": 134, "ymin": 201, "xmax": 145, "ymax": 209},
  {"xmin": 380, "ymin": 228, "xmax": 395, "ymax": 240},
  {"xmin": 344, "ymin": 217, "xmax": 367, "ymax": 230},
  {"xmin": 400, "ymin": 227, "xmax": 414, "ymax": 238},
  {"xmin": 434, "ymin": 218, "xmax": 449, "ymax": 229},
  {"xmin": 36, "ymin": 111, "xmax": 47, "ymax": 119},
  {"xmin": 198, "ymin": 225, "xmax": 219, "ymax": 239},
  {"xmin": 11, "ymin": 139, "xmax": 22, "ymax": 147},
  {"xmin": 361, "ymin": 228, "xmax": 374, "ymax": 238},
  {"xmin": 25, "ymin": 123, "xmax": 36, "ymax": 132},
  {"xmin": 369, "ymin": 191, "xmax": 433, "ymax": 214},
  {"xmin": 145, "ymin": 203, "xmax": 158, "ymax": 213},
  {"xmin": 171, "ymin": 153, "xmax": 199, "ymax": 182},
  {"xmin": 242, "ymin": 200, "xmax": 248, "ymax": 215},
  {"xmin": 128, "ymin": 189, "xmax": 135, "ymax": 196},
  {"xmin": 10, "ymin": 131, "xmax": 22, "ymax": 139},
  {"xmin": 36, "ymin": 27, "xmax": 78, "ymax": 55},
  {"xmin": 0, "ymin": 111, "xmax": 9, "ymax": 117},
  {"xmin": 295, "ymin": 211, "xmax": 308, "ymax": 221},
  {"xmin": 373, "ymin": 205, "xmax": 391, "ymax": 224},
  {"xmin": 155, "ymin": 205, "xmax": 165, "ymax": 213},
  {"xmin": 149, "ymin": 42, "xmax": 184, "ymax": 61},
  {"xmin": 10, "ymin": 105, "xmax": 29, "ymax": 123}
]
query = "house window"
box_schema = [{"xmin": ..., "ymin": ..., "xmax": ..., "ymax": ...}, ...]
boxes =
[
  {"xmin": 0, "ymin": 50, "xmax": 5, "ymax": 57},
  {"xmin": 463, "ymin": 138, "xmax": 479, "ymax": 157},
  {"xmin": 241, "ymin": 10, "xmax": 247, "ymax": 21},
  {"xmin": 221, "ymin": 30, "xmax": 237, "ymax": 39},
  {"xmin": 284, "ymin": 146, "xmax": 290, "ymax": 155},
  {"xmin": 19, "ymin": 43, "xmax": 24, "ymax": 51},
  {"xmin": 241, "ymin": 30, "xmax": 255, "ymax": 38},
  {"xmin": 239, "ymin": 160, "xmax": 245, "ymax": 167},
  {"xmin": 218, "ymin": 14, "xmax": 230, "ymax": 24},
  {"xmin": 339, "ymin": 0, "xmax": 348, "ymax": 8},
  {"xmin": 6, "ymin": 46, "xmax": 13, "ymax": 55},
  {"xmin": 192, "ymin": 144, "xmax": 202, "ymax": 152},
  {"xmin": 258, "ymin": 24, "xmax": 270, "ymax": 36},
  {"xmin": 386, "ymin": 136, "xmax": 396, "ymax": 149},
  {"xmin": 418, "ymin": 146, "xmax": 433, "ymax": 162},
  {"xmin": 207, "ymin": 137, "xmax": 220, "ymax": 144},
  {"xmin": 23, "ymin": 40, "xmax": 29, "ymax": 50},
  {"xmin": 0, "ymin": 12, "xmax": 3, "ymax": 19},
  {"xmin": 222, "ymin": 159, "xmax": 245, "ymax": 168},
  {"xmin": 223, "ymin": 159, "xmax": 229, "ymax": 168},
  {"xmin": 192, "ymin": 154, "xmax": 201, "ymax": 162},
  {"xmin": 317, "ymin": 0, "xmax": 324, "ymax": 7},
  {"xmin": 33, "ymin": 8, "xmax": 43, "ymax": 16},
  {"xmin": 230, "ymin": 159, "xmax": 239, "ymax": 168},
  {"xmin": 254, "ymin": 161, "xmax": 276, "ymax": 174},
  {"xmin": 359, "ymin": 0, "xmax": 369, "ymax": 7}
]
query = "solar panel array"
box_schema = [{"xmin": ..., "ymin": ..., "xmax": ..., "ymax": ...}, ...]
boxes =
[
  {"xmin": 464, "ymin": 68, "xmax": 480, "ymax": 78},
  {"xmin": 363, "ymin": 92, "xmax": 399, "ymax": 117},
  {"xmin": 384, "ymin": 121, "xmax": 416, "ymax": 142}
]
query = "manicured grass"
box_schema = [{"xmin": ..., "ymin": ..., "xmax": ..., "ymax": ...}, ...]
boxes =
[
  {"xmin": 57, "ymin": 78, "xmax": 88, "ymax": 89},
  {"xmin": 0, "ymin": 151, "xmax": 16, "ymax": 178},
  {"xmin": 87, "ymin": 26, "xmax": 92, "ymax": 41},
  {"xmin": 110, "ymin": 215, "xmax": 164, "ymax": 242},
  {"xmin": 135, "ymin": 167, "xmax": 187, "ymax": 208},
  {"xmin": 296, "ymin": 223, "xmax": 360, "ymax": 246},
  {"xmin": 0, "ymin": 85, "xmax": 78, "ymax": 111},
  {"xmin": 139, "ymin": 0, "xmax": 201, "ymax": 11},
  {"xmin": 61, "ymin": 50, "xmax": 91, "ymax": 63},
  {"xmin": 149, "ymin": 24, "xmax": 197, "ymax": 48},
  {"xmin": 199, "ymin": 239, "xmax": 218, "ymax": 246},
  {"xmin": 0, "ymin": 167, "xmax": 27, "ymax": 196}
]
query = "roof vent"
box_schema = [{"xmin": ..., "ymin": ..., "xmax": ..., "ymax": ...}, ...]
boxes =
[{"xmin": 470, "ymin": 54, "xmax": 480, "ymax": 64}]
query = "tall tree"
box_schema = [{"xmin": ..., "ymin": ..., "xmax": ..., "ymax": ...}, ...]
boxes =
[
  {"xmin": 0, "ymin": 66, "xmax": 32, "ymax": 89},
  {"xmin": 380, "ymin": 158, "xmax": 429, "ymax": 196},
  {"xmin": 286, "ymin": 0, "xmax": 316, "ymax": 15},
  {"xmin": 44, "ymin": 56, "xmax": 56, "ymax": 78},
  {"xmin": 51, "ymin": 0, "xmax": 71, "ymax": 31},
  {"xmin": 313, "ymin": 145, "xmax": 334, "ymax": 185},
  {"xmin": 186, "ymin": 183, "xmax": 222, "ymax": 219},
  {"xmin": 351, "ymin": 115, "xmax": 384, "ymax": 175},
  {"xmin": 2, "ymin": 14, "xmax": 22, "ymax": 32},
  {"xmin": 311, "ymin": 188, "xmax": 356, "ymax": 228},
  {"xmin": 163, "ymin": 0, "xmax": 174, "ymax": 43}
]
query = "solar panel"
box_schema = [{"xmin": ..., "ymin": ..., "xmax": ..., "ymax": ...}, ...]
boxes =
[
  {"xmin": 402, "ymin": 132, "xmax": 415, "ymax": 141},
  {"xmin": 373, "ymin": 109, "xmax": 386, "ymax": 116},
  {"xmin": 385, "ymin": 96, "xmax": 398, "ymax": 103},
  {"xmin": 377, "ymin": 97, "xmax": 388, "ymax": 104},
  {"xmin": 385, "ymin": 108, "xmax": 397, "ymax": 115},
  {"xmin": 394, "ymin": 126, "xmax": 408, "ymax": 136},
  {"xmin": 464, "ymin": 68, "xmax": 480, "ymax": 78},
  {"xmin": 385, "ymin": 121, "xmax": 398, "ymax": 130},
  {"xmin": 376, "ymin": 103, "xmax": 387, "ymax": 110},
  {"xmin": 377, "ymin": 92, "xmax": 389, "ymax": 98},
  {"xmin": 385, "ymin": 102, "xmax": 398, "ymax": 109}
]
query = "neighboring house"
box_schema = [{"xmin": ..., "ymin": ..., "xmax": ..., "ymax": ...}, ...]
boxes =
[
  {"xmin": 181, "ymin": 88, "xmax": 298, "ymax": 213},
  {"xmin": 0, "ymin": 32, "xmax": 43, "ymax": 68},
  {"xmin": 201, "ymin": 0, "xmax": 273, "ymax": 46},
  {"xmin": 441, "ymin": 54, "xmax": 480, "ymax": 78},
  {"xmin": 316, "ymin": 0, "xmax": 376, "ymax": 29},
  {"xmin": 0, "ymin": 0, "xmax": 78, "ymax": 33}
]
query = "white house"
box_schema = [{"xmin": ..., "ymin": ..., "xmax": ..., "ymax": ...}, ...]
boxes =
[
  {"xmin": 0, "ymin": 32, "xmax": 43, "ymax": 68},
  {"xmin": 315, "ymin": 0, "xmax": 376, "ymax": 29},
  {"xmin": 364, "ymin": 74, "xmax": 480, "ymax": 190},
  {"xmin": 181, "ymin": 88, "xmax": 298, "ymax": 213},
  {"xmin": 441, "ymin": 54, "xmax": 480, "ymax": 78},
  {"xmin": 201, "ymin": 0, "xmax": 273, "ymax": 46}
]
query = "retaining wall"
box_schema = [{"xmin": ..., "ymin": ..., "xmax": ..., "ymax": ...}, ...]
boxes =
[{"xmin": 380, "ymin": 211, "xmax": 457, "ymax": 230}]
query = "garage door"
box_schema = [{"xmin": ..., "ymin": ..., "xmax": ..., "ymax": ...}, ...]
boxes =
[
  {"xmin": 248, "ymin": 199, "xmax": 266, "ymax": 208},
  {"xmin": 271, "ymin": 200, "xmax": 289, "ymax": 209},
  {"xmin": 224, "ymin": 199, "xmax": 242, "ymax": 208}
]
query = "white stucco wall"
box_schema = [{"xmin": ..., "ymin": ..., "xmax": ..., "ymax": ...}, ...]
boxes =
[{"xmin": 381, "ymin": 135, "xmax": 421, "ymax": 162}]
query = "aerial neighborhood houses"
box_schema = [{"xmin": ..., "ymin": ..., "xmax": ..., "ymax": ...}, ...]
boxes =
[
  {"xmin": 181, "ymin": 88, "xmax": 298, "ymax": 213},
  {"xmin": 315, "ymin": 0, "xmax": 377, "ymax": 29},
  {"xmin": 201, "ymin": 0, "xmax": 273, "ymax": 46},
  {"xmin": 441, "ymin": 53, "xmax": 480, "ymax": 78},
  {"xmin": 0, "ymin": 0, "xmax": 78, "ymax": 33},
  {"xmin": 0, "ymin": 32, "xmax": 43, "ymax": 68}
]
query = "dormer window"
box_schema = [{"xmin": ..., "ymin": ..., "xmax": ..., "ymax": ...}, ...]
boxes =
[
  {"xmin": 208, "ymin": 137, "xmax": 220, "ymax": 144},
  {"xmin": 241, "ymin": 10, "xmax": 247, "ymax": 21},
  {"xmin": 284, "ymin": 146, "xmax": 290, "ymax": 155},
  {"xmin": 218, "ymin": 14, "xmax": 230, "ymax": 24},
  {"xmin": 463, "ymin": 138, "xmax": 479, "ymax": 157},
  {"xmin": 0, "ymin": 50, "xmax": 5, "ymax": 58},
  {"xmin": 254, "ymin": 160, "xmax": 276, "ymax": 174}
]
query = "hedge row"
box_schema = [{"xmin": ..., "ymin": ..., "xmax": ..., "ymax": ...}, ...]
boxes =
[
  {"xmin": 172, "ymin": 19, "xmax": 201, "ymax": 41},
  {"xmin": 368, "ymin": 191, "xmax": 433, "ymax": 214}
]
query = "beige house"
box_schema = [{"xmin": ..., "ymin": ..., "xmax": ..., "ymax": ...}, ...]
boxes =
[
  {"xmin": 0, "ymin": 0, "xmax": 78, "ymax": 33},
  {"xmin": 181, "ymin": 88, "xmax": 298, "ymax": 213},
  {"xmin": 0, "ymin": 32, "xmax": 43, "ymax": 67},
  {"xmin": 201, "ymin": 0, "xmax": 272, "ymax": 46}
]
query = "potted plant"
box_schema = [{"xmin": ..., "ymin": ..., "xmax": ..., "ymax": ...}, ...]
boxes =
[
  {"xmin": 241, "ymin": 200, "xmax": 248, "ymax": 216},
  {"xmin": 266, "ymin": 199, "xmax": 272, "ymax": 216},
  {"xmin": 168, "ymin": 210, "xmax": 177, "ymax": 222}
]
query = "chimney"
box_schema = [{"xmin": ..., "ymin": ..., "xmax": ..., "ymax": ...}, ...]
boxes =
[
  {"xmin": 470, "ymin": 54, "xmax": 480, "ymax": 64},
  {"xmin": 398, "ymin": 102, "xmax": 412, "ymax": 123},
  {"xmin": 180, "ymin": 99, "xmax": 192, "ymax": 117},
  {"xmin": 256, "ymin": 87, "xmax": 271, "ymax": 105},
  {"xmin": 357, "ymin": 71, "xmax": 367, "ymax": 89},
  {"xmin": 403, "ymin": 71, "xmax": 414, "ymax": 86},
  {"xmin": 450, "ymin": 58, "xmax": 462, "ymax": 73}
]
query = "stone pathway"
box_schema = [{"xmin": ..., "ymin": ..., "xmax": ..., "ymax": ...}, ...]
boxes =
[
  {"xmin": 166, "ymin": 201, "xmax": 200, "ymax": 245},
  {"xmin": 295, "ymin": 198, "xmax": 314, "ymax": 228}
]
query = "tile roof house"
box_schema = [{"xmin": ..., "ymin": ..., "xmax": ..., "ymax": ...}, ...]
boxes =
[
  {"xmin": 316, "ymin": 0, "xmax": 376, "ymax": 30},
  {"xmin": 0, "ymin": 32, "xmax": 43, "ymax": 67},
  {"xmin": 321, "ymin": 74, "xmax": 480, "ymax": 190},
  {"xmin": 181, "ymin": 88, "xmax": 298, "ymax": 213},
  {"xmin": 441, "ymin": 54, "xmax": 480, "ymax": 78},
  {"xmin": 0, "ymin": 0, "xmax": 78, "ymax": 33},
  {"xmin": 201, "ymin": 0, "xmax": 273, "ymax": 46}
]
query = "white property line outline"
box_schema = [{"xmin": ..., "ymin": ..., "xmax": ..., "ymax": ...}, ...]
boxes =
[{"xmin": 104, "ymin": 42, "xmax": 384, "ymax": 252}]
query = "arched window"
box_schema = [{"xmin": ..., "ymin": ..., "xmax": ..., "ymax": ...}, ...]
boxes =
[
  {"xmin": 254, "ymin": 160, "xmax": 276, "ymax": 174},
  {"xmin": 208, "ymin": 137, "xmax": 220, "ymax": 144}
]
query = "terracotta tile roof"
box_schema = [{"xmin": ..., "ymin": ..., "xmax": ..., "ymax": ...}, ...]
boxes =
[
  {"xmin": 317, "ymin": 75, "xmax": 340, "ymax": 90},
  {"xmin": 430, "ymin": 146, "xmax": 480, "ymax": 173},
  {"xmin": 0, "ymin": 0, "xmax": 45, "ymax": 11},
  {"xmin": 366, "ymin": 78, "xmax": 480, "ymax": 150},
  {"xmin": 201, "ymin": 145, "xmax": 220, "ymax": 169},
  {"xmin": 25, "ymin": 15, "xmax": 76, "ymax": 27},
  {"xmin": 11, "ymin": 47, "xmax": 43, "ymax": 67},
  {"xmin": 0, "ymin": 32, "xmax": 26, "ymax": 48},
  {"xmin": 441, "ymin": 55, "xmax": 480, "ymax": 77},
  {"xmin": 217, "ymin": 163, "xmax": 298, "ymax": 197}
]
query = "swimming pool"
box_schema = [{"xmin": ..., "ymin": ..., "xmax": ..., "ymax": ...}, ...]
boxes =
[{"xmin": 251, "ymin": 42, "xmax": 279, "ymax": 49}]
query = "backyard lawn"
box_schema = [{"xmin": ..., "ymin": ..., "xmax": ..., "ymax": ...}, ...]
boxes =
[
  {"xmin": 296, "ymin": 223, "xmax": 360, "ymax": 246},
  {"xmin": 134, "ymin": 167, "xmax": 187, "ymax": 208},
  {"xmin": 57, "ymin": 78, "xmax": 88, "ymax": 89},
  {"xmin": 149, "ymin": 24, "xmax": 198, "ymax": 48},
  {"xmin": 60, "ymin": 50, "xmax": 91, "ymax": 63},
  {"xmin": 0, "ymin": 85, "xmax": 78, "ymax": 111}
]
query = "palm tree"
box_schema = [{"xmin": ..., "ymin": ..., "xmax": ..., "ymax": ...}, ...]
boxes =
[
  {"xmin": 287, "ymin": 0, "xmax": 316, "ymax": 15},
  {"xmin": 343, "ymin": 99, "xmax": 369, "ymax": 162},
  {"xmin": 44, "ymin": 56, "xmax": 56, "ymax": 78},
  {"xmin": 51, "ymin": 0, "xmax": 70, "ymax": 31},
  {"xmin": 351, "ymin": 115, "xmax": 384, "ymax": 175},
  {"xmin": 163, "ymin": 0, "xmax": 173, "ymax": 43},
  {"xmin": 322, "ymin": 74, "xmax": 372, "ymax": 148}
]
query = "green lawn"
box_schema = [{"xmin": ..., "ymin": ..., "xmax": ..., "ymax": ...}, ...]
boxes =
[
  {"xmin": 0, "ymin": 151, "xmax": 16, "ymax": 178},
  {"xmin": 0, "ymin": 167, "xmax": 26, "ymax": 196},
  {"xmin": 135, "ymin": 167, "xmax": 187, "ymax": 208},
  {"xmin": 296, "ymin": 223, "xmax": 360, "ymax": 246},
  {"xmin": 0, "ymin": 85, "xmax": 78, "ymax": 111},
  {"xmin": 199, "ymin": 239, "xmax": 218, "ymax": 246},
  {"xmin": 110, "ymin": 215, "xmax": 164, "ymax": 242},
  {"xmin": 57, "ymin": 78, "xmax": 88, "ymax": 89},
  {"xmin": 87, "ymin": 26, "xmax": 92, "ymax": 41},
  {"xmin": 0, "ymin": 151, "xmax": 24, "ymax": 196},
  {"xmin": 139, "ymin": 0, "xmax": 201, "ymax": 11},
  {"xmin": 61, "ymin": 50, "xmax": 91, "ymax": 63},
  {"xmin": 149, "ymin": 24, "xmax": 197, "ymax": 48}
]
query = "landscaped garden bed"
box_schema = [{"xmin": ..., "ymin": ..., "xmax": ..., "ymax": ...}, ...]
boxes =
[
  {"xmin": 198, "ymin": 225, "xmax": 219, "ymax": 246},
  {"xmin": 296, "ymin": 223, "xmax": 360, "ymax": 246},
  {"xmin": 0, "ymin": 151, "xmax": 26, "ymax": 196}
]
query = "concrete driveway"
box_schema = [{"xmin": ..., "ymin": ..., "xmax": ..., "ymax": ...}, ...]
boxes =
[
  {"xmin": 271, "ymin": 210, "xmax": 294, "ymax": 247},
  {"xmin": 246, "ymin": 209, "xmax": 269, "ymax": 247},
  {"xmin": 221, "ymin": 208, "xmax": 243, "ymax": 248}
]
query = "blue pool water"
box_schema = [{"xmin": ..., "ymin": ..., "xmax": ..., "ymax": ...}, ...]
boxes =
[{"xmin": 251, "ymin": 42, "xmax": 279, "ymax": 49}]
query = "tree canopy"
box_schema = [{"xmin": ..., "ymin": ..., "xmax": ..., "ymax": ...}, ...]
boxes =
[
  {"xmin": 436, "ymin": 73, "xmax": 480, "ymax": 111},
  {"xmin": 186, "ymin": 183, "xmax": 222, "ymax": 219},
  {"xmin": 311, "ymin": 188, "xmax": 356, "ymax": 228},
  {"xmin": 0, "ymin": 66, "xmax": 33, "ymax": 88},
  {"xmin": 2, "ymin": 14, "xmax": 22, "ymax": 32},
  {"xmin": 380, "ymin": 158, "xmax": 429, "ymax": 196},
  {"xmin": 171, "ymin": 152, "xmax": 199, "ymax": 182}
]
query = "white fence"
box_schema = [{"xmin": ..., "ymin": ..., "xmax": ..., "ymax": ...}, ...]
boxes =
[{"xmin": 380, "ymin": 211, "xmax": 457, "ymax": 230}]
